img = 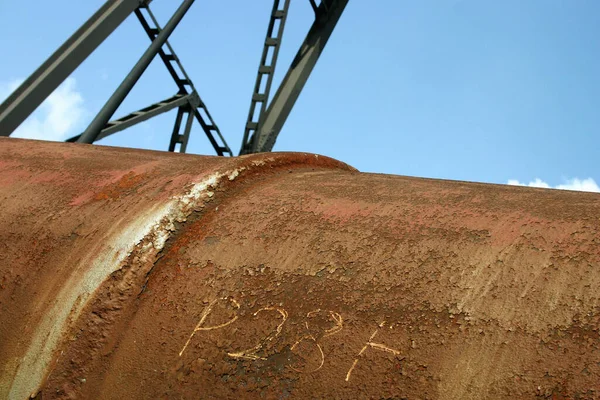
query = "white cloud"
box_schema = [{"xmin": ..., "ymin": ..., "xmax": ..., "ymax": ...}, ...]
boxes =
[
  {"xmin": 555, "ymin": 178, "xmax": 600, "ymax": 192},
  {"xmin": 507, "ymin": 178, "xmax": 549, "ymax": 189},
  {"xmin": 507, "ymin": 177, "xmax": 600, "ymax": 193},
  {"xmin": 0, "ymin": 77, "xmax": 87, "ymax": 141}
]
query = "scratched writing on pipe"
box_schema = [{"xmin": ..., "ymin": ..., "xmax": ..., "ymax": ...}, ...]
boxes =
[{"xmin": 179, "ymin": 297, "xmax": 402, "ymax": 380}]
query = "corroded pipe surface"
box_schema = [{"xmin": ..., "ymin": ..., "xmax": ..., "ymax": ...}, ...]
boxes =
[{"xmin": 1, "ymin": 137, "xmax": 599, "ymax": 399}]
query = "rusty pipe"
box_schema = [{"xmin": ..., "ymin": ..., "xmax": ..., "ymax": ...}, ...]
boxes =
[{"xmin": 0, "ymin": 137, "xmax": 599, "ymax": 399}]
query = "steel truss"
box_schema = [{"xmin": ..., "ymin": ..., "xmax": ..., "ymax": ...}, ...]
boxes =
[
  {"xmin": 240, "ymin": 0, "xmax": 348, "ymax": 155},
  {"xmin": 0, "ymin": 0, "xmax": 347, "ymax": 156}
]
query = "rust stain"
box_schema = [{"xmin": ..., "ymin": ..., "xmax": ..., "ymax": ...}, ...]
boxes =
[
  {"xmin": 0, "ymin": 137, "xmax": 599, "ymax": 399},
  {"xmin": 91, "ymin": 171, "xmax": 148, "ymax": 201}
]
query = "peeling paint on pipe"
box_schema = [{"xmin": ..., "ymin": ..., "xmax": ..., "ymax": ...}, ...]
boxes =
[{"xmin": 0, "ymin": 137, "xmax": 599, "ymax": 399}]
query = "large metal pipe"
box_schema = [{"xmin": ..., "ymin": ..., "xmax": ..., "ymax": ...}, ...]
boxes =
[{"xmin": 0, "ymin": 137, "xmax": 599, "ymax": 399}]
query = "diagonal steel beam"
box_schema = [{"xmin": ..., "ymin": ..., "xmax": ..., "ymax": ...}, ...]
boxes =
[
  {"xmin": 0, "ymin": 0, "xmax": 142, "ymax": 137},
  {"xmin": 66, "ymin": 93, "xmax": 195, "ymax": 143},
  {"xmin": 77, "ymin": 0, "xmax": 195, "ymax": 145},
  {"xmin": 250, "ymin": 0, "xmax": 349, "ymax": 153},
  {"xmin": 135, "ymin": 4, "xmax": 232, "ymax": 156},
  {"xmin": 239, "ymin": 0, "xmax": 291, "ymax": 155}
]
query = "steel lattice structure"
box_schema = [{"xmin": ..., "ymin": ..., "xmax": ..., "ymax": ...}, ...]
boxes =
[{"xmin": 0, "ymin": 0, "xmax": 348, "ymax": 156}]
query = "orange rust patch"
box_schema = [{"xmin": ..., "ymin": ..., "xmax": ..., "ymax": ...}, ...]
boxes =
[
  {"xmin": 3, "ymin": 138, "xmax": 600, "ymax": 400},
  {"xmin": 92, "ymin": 172, "xmax": 148, "ymax": 201}
]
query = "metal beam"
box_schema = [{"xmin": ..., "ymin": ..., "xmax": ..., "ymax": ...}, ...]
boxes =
[
  {"xmin": 135, "ymin": 6, "xmax": 193, "ymax": 95},
  {"xmin": 66, "ymin": 93, "xmax": 194, "ymax": 143},
  {"xmin": 191, "ymin": 108, "xmax": 230, "ymax": 156},
  {"xmin": 77, "ymin": 0, "xmax": 195, "ymax": 144},
  {"xmin": 239, "ymin": 0, "xmax": 291, "ymax": 155},
  {"xmin": 168, "ymin": 106, "xmax": 194, "ymax": 153},
  {"xmin": 135, "ymin": 4, "xmax": 232, "ymax": 156},
  {"xmin": 250, "ymin": 0, "xmax": 348, "ymax": 153},
  {"xmin": 0, "ymin": 0, "xmax": 141, "ymax": 137}
]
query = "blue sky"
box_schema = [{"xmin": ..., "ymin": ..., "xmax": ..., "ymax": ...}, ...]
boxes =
[{"xmin": 1, "ymin": 0, "xmax": 599, "ymax": 191}]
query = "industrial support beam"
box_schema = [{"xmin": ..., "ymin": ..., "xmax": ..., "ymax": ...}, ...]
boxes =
[
  {"xmin": 66, "ymin": 93, "xmax": 195, "ymax": 143},
  {"xmin": 168, "ymin": 105, "xmax": 194, "ymax": 153},
  {"xmin": 249, "ymin": 0, "xmax": 348, "ymax": 153},
  {"xmin": 239, "ymin": 0, "xmax": 291, "ymax": 155},
  {"xmin": 0, "ymin": 0, "xmax": 141, "ymax": 137},
  {"xmin": 77, "ymin": 0, "xmax": 195, "ymax": 145},
  {"xmin": 135, "ymin": 5, "xmax": 232, "ymax": 155}
]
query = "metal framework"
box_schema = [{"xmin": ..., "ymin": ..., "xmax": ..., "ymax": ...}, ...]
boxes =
[
  {"xmin": 0, "ymin": 0, "xmax": 141, "ymax": 138},
  {"xmin": 241, "ymin": 0, "xmax": 348, "ymax": 154},
  {"xmin": 0, "ymin": 0, "xmax": 348, "ymax": 156},
  {"xmin": 66, "ymin": 93, "xmax": 193, "ymax": 144},
  {"xmin": 74, "ymin": 0, "xmax": 232, "ymax": 156},
  {"xmin": 240, "ymin": 0, "xmax": 291, "ymax": 155}
]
